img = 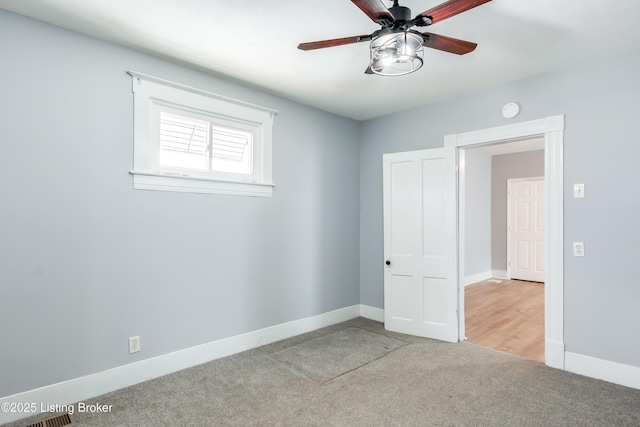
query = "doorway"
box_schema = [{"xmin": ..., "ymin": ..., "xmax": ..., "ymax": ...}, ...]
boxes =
[
  {"xmin": 447, "ymin": 114, "xmax": 565, "ymax": 369},
  {"xmin": 462, "ymin": 140, "xmax": 545, "ymax": 361}
]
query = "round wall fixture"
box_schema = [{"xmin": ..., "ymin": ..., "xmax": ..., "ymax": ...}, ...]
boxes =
[{"xmin": 502, "ymin": 102, "xmax": 520, "ymax": 119}]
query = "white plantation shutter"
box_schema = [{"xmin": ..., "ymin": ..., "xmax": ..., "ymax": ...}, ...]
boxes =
[
  {"xmin": 211, "ymin": 126, "xmax": 252, "ymax": 174},
  {"xmin": 211, "ymin": 127, "xmax": 250, "ymax": 161},
  {"xmin": 158, "ymin": 112, "xmax": 253, "ymax": 175},
  {"xmin": 159, "ymin": 112, "xmax": 209, "ymax": 170}
]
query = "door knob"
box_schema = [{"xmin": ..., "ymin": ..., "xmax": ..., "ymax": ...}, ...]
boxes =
[{"xmin": 385, "ymin": 260, "xmax": 391, "ymax": 266}]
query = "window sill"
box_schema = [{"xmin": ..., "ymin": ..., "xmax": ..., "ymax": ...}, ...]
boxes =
[{"xmin": 129, "ymin": 171, "xmax": 274, "ymax": 197}]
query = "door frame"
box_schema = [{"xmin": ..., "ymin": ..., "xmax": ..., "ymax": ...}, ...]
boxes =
[
  {"xmin": 446, "ymin": 115, "xmax": 565, "ymax": 369},
  {"xmin": 507, "ymin": 177, "xmax": 544, "ymax": 281}
]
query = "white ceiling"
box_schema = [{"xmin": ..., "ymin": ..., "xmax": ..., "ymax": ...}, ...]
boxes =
[{"xmin": 2, "ymin": 0, "xmax": 640, "ymax": 121}]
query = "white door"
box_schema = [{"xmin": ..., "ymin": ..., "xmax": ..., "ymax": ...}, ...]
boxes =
[
  {"xmin": 508, "ymin": 178, "xmax": 545, "ymax": 282},
  {"xmin": 382, "ymin": 147, "xmax": 458, "ymax": 342}
]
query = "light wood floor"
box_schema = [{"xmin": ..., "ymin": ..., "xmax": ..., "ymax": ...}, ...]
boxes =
[{"xmin": 465, "ymin": 278, "xmax": 544, "ymax": 362}]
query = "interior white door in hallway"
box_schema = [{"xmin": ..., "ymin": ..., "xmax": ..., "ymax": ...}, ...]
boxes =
[
  {"xmin": 508, "ymin": 178, "xmax": 545, "ymax": 282},
  {"xmin": 382, "ymin": 147, "xmax": 458, "ymax": 342}
]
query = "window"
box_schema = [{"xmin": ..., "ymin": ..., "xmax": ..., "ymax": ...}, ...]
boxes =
[
  {"xmin": 129, "ymin": 71, "xmax": 276, "ymax": 197},
  {"xmin": 155, "ymin": 108, "xmax": 254, "ymax": 178}
]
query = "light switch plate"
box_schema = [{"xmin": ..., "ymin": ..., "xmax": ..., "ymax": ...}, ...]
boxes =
[{"xmin": 573, "ymin": 183, "xmax": 585, "ymax": 198}]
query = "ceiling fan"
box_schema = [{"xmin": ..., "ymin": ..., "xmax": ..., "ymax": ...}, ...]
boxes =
[{"xmin": 297, "ymin": 0, "xmax": 492, "ymax": 76}]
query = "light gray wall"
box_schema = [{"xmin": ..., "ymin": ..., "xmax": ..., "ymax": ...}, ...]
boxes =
[
  {"xmin": 0, "ymin": 10, "xmax": 360, "ymax": 397},
  {"xmin": 463, "ymin": 149, "xmax": 492, "ymax": 278},
  {"xmin": 491, "ymin": 150, "xmax": 545, "ymax": 272},
  {"xmin": 360, "ymin": 48, "xmax": 640, "ymax": 368}
]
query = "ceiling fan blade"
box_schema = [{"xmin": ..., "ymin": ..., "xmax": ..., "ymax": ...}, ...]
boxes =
[
  {"xmin": 351, "ymin": 0, "xmax": 394, "ymax": 25},
  {"xmin": 416, "ymin": 0, "xmax": 491, "ymax": 25},
  {"xmin": 298, "ymin": 35, "xmax": 371, "ymax": 51},
  {"xmin": 421, "ymin": 32, "xmax": 477, "ymax": 55}
]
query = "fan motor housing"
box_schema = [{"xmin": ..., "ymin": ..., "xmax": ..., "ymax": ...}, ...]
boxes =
[{"xmin": 389, "ymin": 5, "xmax": 412, "ymax": 22}]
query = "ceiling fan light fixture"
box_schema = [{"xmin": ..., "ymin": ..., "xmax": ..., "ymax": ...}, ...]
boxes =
[{"xmin": 369, "ymin": 31, "xmax": 423, "ymax": 76}]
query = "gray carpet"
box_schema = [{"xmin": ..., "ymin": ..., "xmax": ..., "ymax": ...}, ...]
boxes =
[
  {"xmin": 6, "ymin": 318, "xmax": 640, "ymax": 427},
  {"xmin": 270, "ymin": 327, "xmax": 407, "ymax": 382}
]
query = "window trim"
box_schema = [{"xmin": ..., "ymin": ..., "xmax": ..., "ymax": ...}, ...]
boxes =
[{"xmin": 128, "ymin": 71, "xmax": 277, "ymax": 197}]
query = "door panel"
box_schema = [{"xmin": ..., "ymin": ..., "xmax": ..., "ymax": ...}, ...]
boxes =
[
  {"xmin": 390, "ymin": 161, "xmax": 413, "ymax": 255},
  {"xmin": 390, "ymin": 275, "xmax": 413, "ymax": 321},
  {"xmin": 423, "ymin": 277, "xmax": 447, "ymax": 326},
  {"xmin": 383, "ymin": 147, "xmax": 458, "ymax": 342},
  {"xmin": 516, "ymin": 240, "xmax": 530, "ymax": 269},
  {"xmin": 422, "ymin": 158, "xmax": 445, "ymax": 257}
]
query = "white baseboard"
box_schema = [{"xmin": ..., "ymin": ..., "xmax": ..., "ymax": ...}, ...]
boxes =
[
  {"xmin": 565, "ymin": 352, "xmax": 640, "ymax": 390},
  {"xmin": 463, "ymin": 270, "xmax": 510, "ymax": 286},
  {"xmin": 491, "ymin": 270, "xmax": 508, "ymax": 279},
  {"xmin": 464, "ymin": 270, "xmax": 493, "ymax": 286},
  {"xmin": 0, "ymin": 305, "xmax": 361, "ymax": 425},
  {"xmin": 360, "ymin": 305, "xmax": 384, "ymax": 322}
]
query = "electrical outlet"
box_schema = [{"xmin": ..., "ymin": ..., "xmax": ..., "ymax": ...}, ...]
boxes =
[
  {"xmin": 573, "ymin": 242, "xmax": 585, "ymax": 257},
  {"xmin": 129, "ymin": 336, "xmax": 140, "ymax": 354}
]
